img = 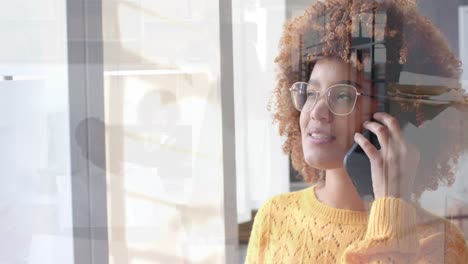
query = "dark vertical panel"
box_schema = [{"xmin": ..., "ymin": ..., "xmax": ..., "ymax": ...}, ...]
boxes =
[
  {"xmin": 67, "ymin": 0, "xmax": 109, "ymax": 263},
  {"xmin": 418, "ymin": 0, "xmax": 462, "ymax": 57},
  {"xmin": 286, "ymin": 0, "xmax": 317, "ymax": 19},
  {"xmin": 219, "ymin": 0, "xmax": 239, "ymax": 263}
]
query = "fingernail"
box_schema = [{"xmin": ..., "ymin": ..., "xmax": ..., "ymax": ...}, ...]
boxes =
[{"xmin": 363, "ymin": 121, "xmax": 369, "ymax": 126}]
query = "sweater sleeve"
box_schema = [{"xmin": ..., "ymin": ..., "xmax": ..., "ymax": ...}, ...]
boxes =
[
  {"xmin": 245, "ymin": 198, "xmax": 273, "ymax": 264},
  {"xmin": 341, "ymin": 197, "xmax": 468, "ymax": 263}
]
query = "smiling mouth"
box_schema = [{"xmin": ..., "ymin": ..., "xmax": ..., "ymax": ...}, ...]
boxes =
[{"xmin": 307, "ymin": 132, "xmax": 336, "ymax": 142}]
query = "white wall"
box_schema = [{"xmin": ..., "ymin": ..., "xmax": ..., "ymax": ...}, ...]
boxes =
[
  {"xmin": 0, "ymin": 0, "xmax": 74, "ymax": 264},
  {"xmin": 232, "ymin": 0, "xmax": 290, "ymax": 224}
]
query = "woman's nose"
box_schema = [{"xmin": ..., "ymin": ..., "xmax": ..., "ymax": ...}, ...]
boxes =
[{"xmin": 309, "ymin": 95, "xmax": 332, "ymax": 122}]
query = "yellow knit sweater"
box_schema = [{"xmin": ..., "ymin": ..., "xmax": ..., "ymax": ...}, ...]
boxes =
[{"xmin": 245, "ymin": 185, "xmax": 468, "ymax": 263}]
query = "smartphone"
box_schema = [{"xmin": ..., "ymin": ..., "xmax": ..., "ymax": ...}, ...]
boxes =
[{"xmin": 343, "ymin": 127, "xmax": 380, "ymax": 200}]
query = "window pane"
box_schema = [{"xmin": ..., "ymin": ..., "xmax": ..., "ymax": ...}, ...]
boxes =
[{"xmin": 0, "ymin": 0, "xmax": 73, "ymax": 263}]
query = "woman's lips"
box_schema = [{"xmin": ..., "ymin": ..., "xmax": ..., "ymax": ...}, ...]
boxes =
[{"xmin": 306, "ymin": 132, "xmax": 336, "ymax": 144}]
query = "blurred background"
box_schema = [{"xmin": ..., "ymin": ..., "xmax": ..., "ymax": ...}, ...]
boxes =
[{"xmin": 0, "ymin": 0, "xmax": 467, "ymax": 263}]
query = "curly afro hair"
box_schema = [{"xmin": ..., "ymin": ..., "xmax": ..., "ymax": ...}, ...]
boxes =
[{"xmin": 269, "ymin": 0, "xmax": 466, "ymax": 201}]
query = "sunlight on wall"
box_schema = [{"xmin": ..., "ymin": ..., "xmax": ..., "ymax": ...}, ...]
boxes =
[{"xmin": 103, "ymin": 1, "xmax": 229, "ymax": 263}]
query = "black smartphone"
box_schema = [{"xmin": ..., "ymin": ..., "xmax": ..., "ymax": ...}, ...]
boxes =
[{"xmin": 343, "ymin": 126, "xmax": 381, "ymax": 200}]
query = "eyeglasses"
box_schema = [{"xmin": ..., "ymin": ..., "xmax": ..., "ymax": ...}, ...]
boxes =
[{"xmin": 289, "ymin": 82, "xmax": 375, "ymax": 115}]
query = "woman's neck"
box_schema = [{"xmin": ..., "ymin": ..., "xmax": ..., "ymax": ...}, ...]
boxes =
[{"xmin": 315, "ymin": 167, "xmax": 370, "ymax": 211}]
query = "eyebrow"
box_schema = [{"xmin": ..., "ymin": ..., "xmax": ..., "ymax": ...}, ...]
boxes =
[
  {"xmin": 339, "ymin": 80, "xmax": 363, "ymax": 90},
  {"xmin": 307, "ymin": 79, "xmax": 320, "ymax": 86},
  {"xmin": 307, "ymin": 79, "xmax": 363, "ymax": 90}
]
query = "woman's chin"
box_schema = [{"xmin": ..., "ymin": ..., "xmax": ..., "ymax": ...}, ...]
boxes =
[{"xmin": 304, "ymin": 155, "xmax": 345, "ymax": 170}]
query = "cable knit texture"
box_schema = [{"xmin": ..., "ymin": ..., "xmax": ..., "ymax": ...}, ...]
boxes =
[{"xmin": 245, "ymin": 185, "xmax": 468, "ymax": 263}]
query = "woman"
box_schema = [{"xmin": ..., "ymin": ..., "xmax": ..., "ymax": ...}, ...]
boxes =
[{"xmin": 245, "ymin": 0, "xmax": 468, "ymax": 263}]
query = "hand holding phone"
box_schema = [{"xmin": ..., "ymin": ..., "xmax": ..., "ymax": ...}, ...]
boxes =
[{"xmin": 345, "ymin": 112, "xmax": 419, "ymax": 201}]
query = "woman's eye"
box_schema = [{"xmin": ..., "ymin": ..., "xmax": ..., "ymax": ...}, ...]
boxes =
[
  {"xmin": 307, "ymin": 90, "xmax": 318, "ymax": 97},
  {"xmin": 336, "ymin": 93, "xmax": 353, "ymax": 101}
]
